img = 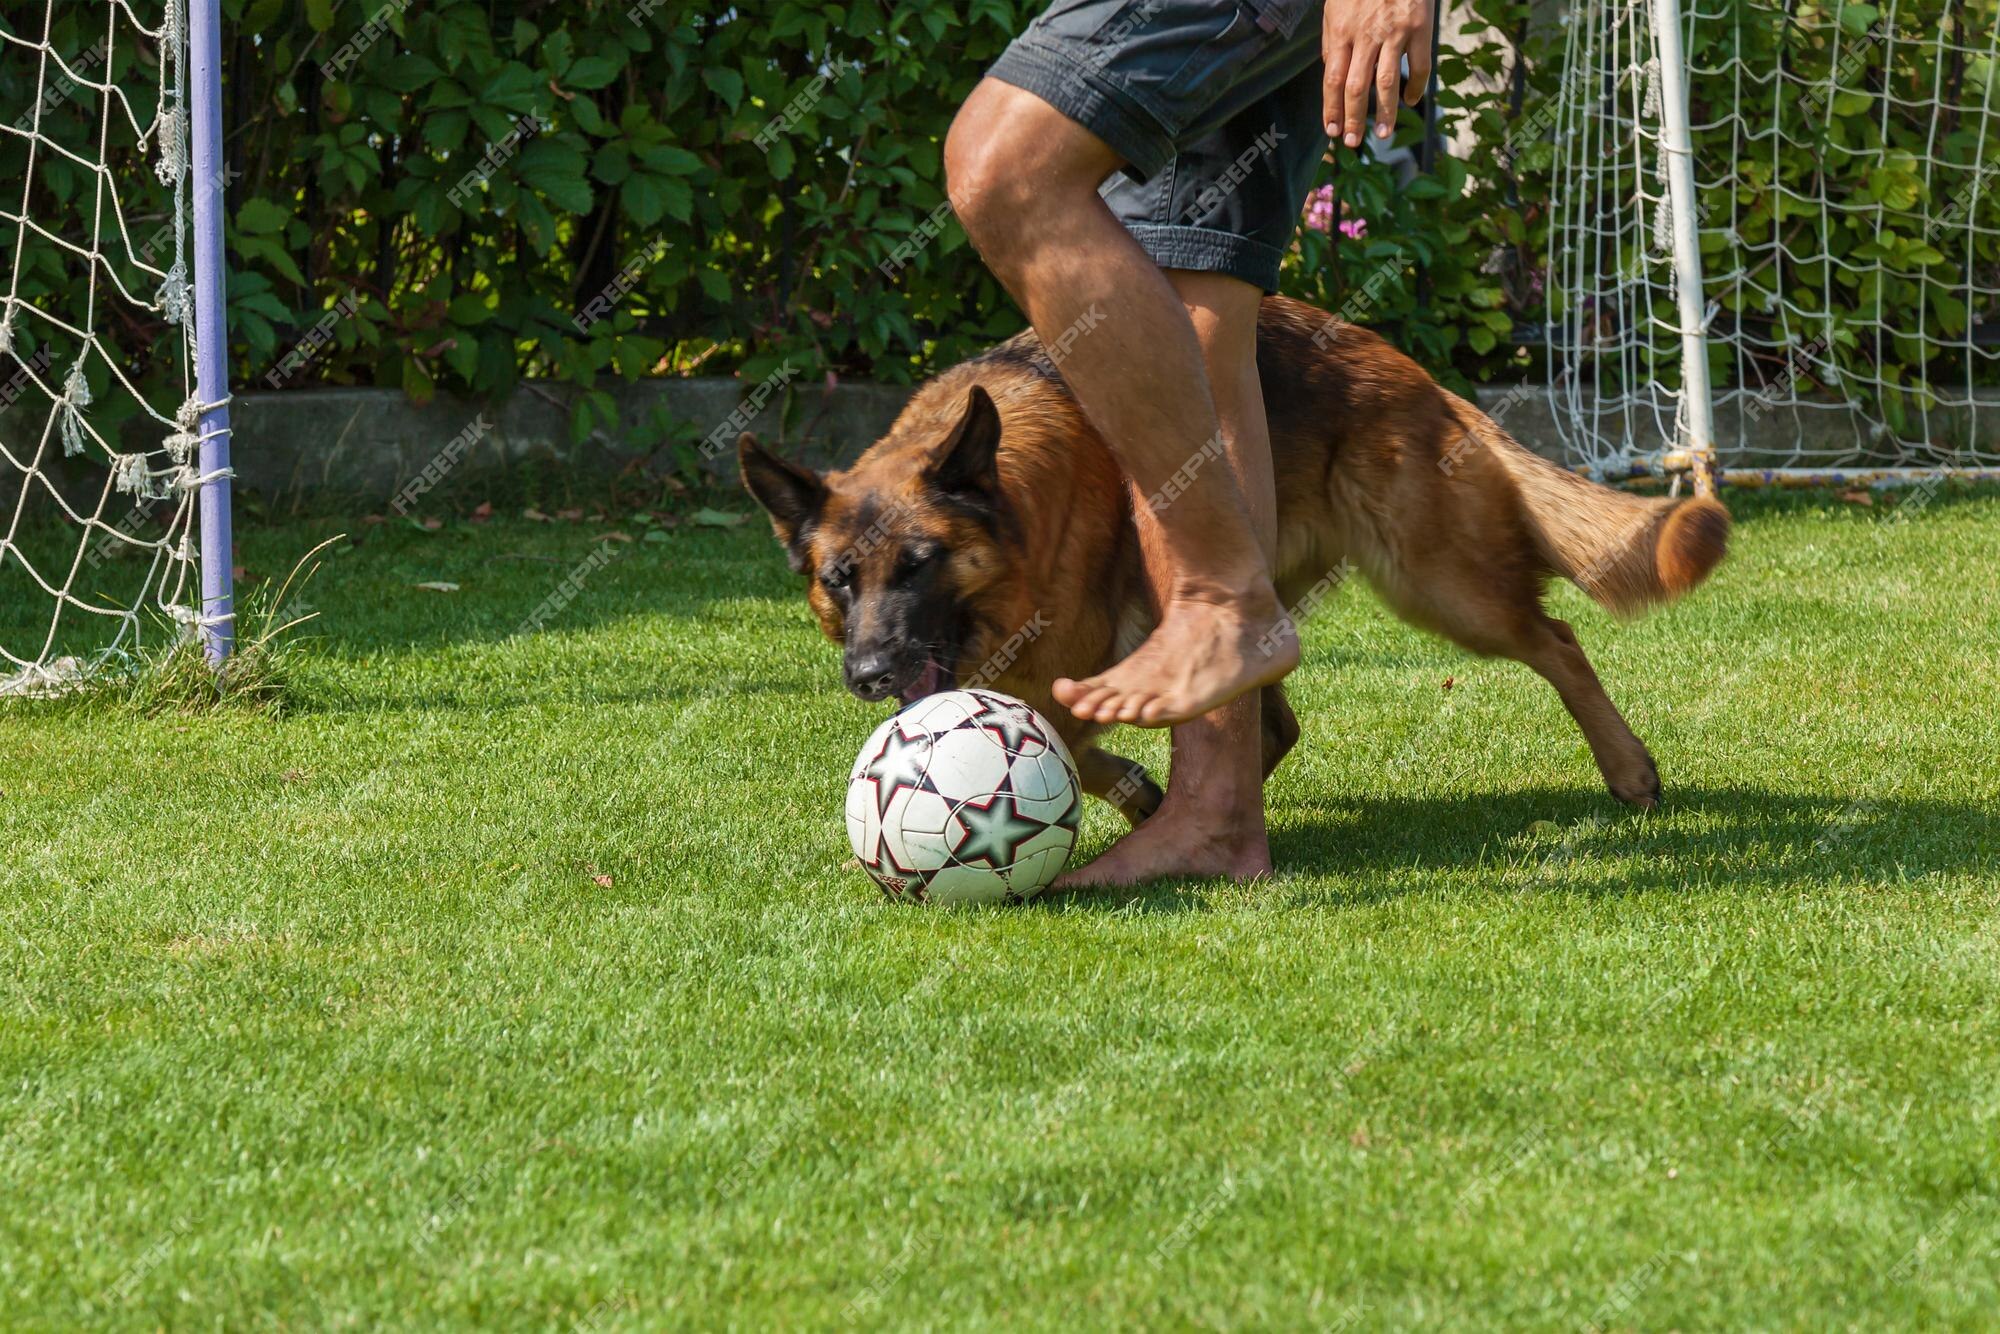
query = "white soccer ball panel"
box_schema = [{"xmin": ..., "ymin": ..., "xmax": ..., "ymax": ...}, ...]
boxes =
[
  {"xmin": 1049, "ymin": 751, "xmax": 1082, "ymax": 805},
  {"xmin": 1005, "ymin": 735, "xmax": 1048, "ymax": 766},
  {"xmin": 845, "ymin": 772, "xmax": 877, "ymax": 832},
  {"xmin": 884, "ymin": 788, "xmax": 956, "ymax": 871},
  {"xmin": 925, "ymin": 862, "xmax": 1014, "ymax": 906},
  {"xmin": 1014, "ymin": 821, "xmax": 1075, "ymax": 862},
  {"xmin": 925, "ymin": 727, "xmax": 1014, "ymax": 798},
  {"xmin": 1010, "ymin": 790, "xmax": 1076, "ymax": 830},
  {"xmin": 900, "ymin": 690, "xmax": 983, "ymax": 735},
  {"xmin": 897, "ymin": 827, "xmax": 955, "ymax": 873},
  {"xmin": 893, "ymin": 787, "xmax": 955, "ymax": 838},
  {"xmin": 1007, "ymin": 846, "xmax": 1067, "ymax": 898},
  {"xmin": 1005, "ymin": 748, "xmax": 1067, "ymax": 803},
  {"xmin": 1039, "ymin": 723, "xmax": 1077, "ymax": 772},
  {"xmin": 846, "ymin": 809, "xmax": 875, "ymax": 866}
]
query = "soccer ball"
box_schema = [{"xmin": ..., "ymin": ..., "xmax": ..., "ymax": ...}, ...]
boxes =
[{"xmin": 846, "ymin": 688, "xmax": 1082, "ymax": 905}]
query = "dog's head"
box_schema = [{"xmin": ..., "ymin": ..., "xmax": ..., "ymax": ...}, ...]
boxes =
[{"xmin": 740, "ymin": 384, "xmax": 1020, "ymax": 704}]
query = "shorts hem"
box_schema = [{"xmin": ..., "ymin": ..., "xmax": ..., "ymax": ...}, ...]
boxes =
[{"xmin": 1124, "ymin": 224, "xmax": 1289, "ymax": 292}]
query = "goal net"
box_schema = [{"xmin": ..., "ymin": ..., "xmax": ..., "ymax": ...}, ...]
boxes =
[
  {"xmin": 1545, "ymin": 0, "xmax": 2000, "ymax": 482},
  {"xmin": 0, "ymin": 1, "xmax": 224, "ymax": 696}
]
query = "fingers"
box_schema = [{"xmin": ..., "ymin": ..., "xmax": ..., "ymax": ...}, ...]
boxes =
[
  {"xmin": 1342, "ymin": 39, "xmax": 1379, "ymax": 150},
  {"xmin": 1322, "ymin": 41, "xmax": 1351, "ymax": 141},
  {"xmin": 1326, "ymin": 4, "xmax": 1434, "ymax": 147},
  {"xmin": 1404, "ymin": 20, "xmax": 1433, "ymax": 105},
  {"xmin": 1374, "ymin": 45, "xmax": 1402, "ymax": 139}
]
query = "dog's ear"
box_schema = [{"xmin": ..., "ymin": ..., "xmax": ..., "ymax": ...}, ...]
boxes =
[
  {"xmin": 738, "ymin": 433, "xmax": 825, "ymax": 574},
  {"xmin": 923, "ymin": 385, "xmax": 1003, "ymax": 502}
]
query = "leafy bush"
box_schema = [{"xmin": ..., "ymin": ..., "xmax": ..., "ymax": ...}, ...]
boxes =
[
  {"xmin": 0, "ymin": 0, "xmax": 1988, "ymax": 458},
  {"xmin": 213, "ymin": 0, "xmax": 1546, "ymax": 423}
]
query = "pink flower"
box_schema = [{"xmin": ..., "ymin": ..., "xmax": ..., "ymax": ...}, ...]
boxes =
[
  {"xmin": 1302, "ymin": 188, "xmax": 1369, "ymax": 242},
  {"xmin": 1303, "ymin": 184, "xmax": 1335, "ymax": 234}
]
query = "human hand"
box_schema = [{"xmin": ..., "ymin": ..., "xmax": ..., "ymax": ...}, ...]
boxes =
[{"xmin": 1322, "ymin": 0, "xmax": 1434, "ymax": 149}]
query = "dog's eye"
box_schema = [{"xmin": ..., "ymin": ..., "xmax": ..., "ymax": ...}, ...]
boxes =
[
  {"xmin": 821, "ymin": 565, "xmax": 852, "ymax": 592},
  {"xmin": 897, "ymin": 546, "xmax": 940, "ymax": 575}
]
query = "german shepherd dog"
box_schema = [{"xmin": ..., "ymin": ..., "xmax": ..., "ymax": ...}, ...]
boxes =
[{"xmin": 741, "ymin": 295, "xmax": 1729, "ymax": 827}]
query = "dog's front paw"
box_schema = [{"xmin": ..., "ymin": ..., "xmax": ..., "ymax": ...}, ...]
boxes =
[
  {"xmin": 1607, "ymin": 747, "xmax": 1662, "ymax": 809},
  {"xmin": 1124, "ymin": 769, "xmax": 1165, "ymax": 826}
]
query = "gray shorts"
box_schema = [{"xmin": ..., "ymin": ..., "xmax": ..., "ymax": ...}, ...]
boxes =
[{"xmin": 988, "ymin": 0, "xmax": 1327, "ymax": 291}]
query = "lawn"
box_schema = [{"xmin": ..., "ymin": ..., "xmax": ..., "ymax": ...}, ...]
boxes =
[{"xmin": 3, "ymin": 488, "xmax": 1998, "ymax": 1330}]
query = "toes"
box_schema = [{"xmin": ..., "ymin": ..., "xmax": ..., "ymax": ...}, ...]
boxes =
[
  {"xmin": 1064, "ymin": 688, "xmax": 1112, "ymax": 720},
  {"xmin": 1051, "ymin": 677, "xmax": 1088, "ymax": 707},
  {"xmin": 1111, "ymin": 691, "xmax": 1151, "ymax": 724},
  {"xmin": 1055, "ymin": 850, "xmax": 1128, "ymax": 890},
  {"xmin": 1067, "ymin": 685, "xmax": 1117, "ymax": 721}
]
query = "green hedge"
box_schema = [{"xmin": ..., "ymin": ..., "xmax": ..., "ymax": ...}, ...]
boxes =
[
  {"xmin": 0, "ymin": 0, "xmax": 1989, "ymax": 463},
  {"xmin": 0, "ymin": 0, "xmax": 1548, "ymax": 461},
  {"xmin": 216, "ymin": 0, "xmax": 1545, "ymax": 440}
]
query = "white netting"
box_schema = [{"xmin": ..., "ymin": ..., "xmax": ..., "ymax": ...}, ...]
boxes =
[
  {"xmin": 1547, "ymin": 0, "xmax": 2000, "ymax": 477},
  {"xmin": 0, "ymin": 0, "xmax": 210, "ymax": 693}
]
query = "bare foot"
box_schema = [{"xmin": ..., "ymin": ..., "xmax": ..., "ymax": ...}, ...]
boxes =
[
  {"xmin": 1054, "ymin": 583, "xmax": 1299, "ymax": 728},
  {"xmin": 1055, "ymin": 804, "xmax": 1273, "ymax": 889}
]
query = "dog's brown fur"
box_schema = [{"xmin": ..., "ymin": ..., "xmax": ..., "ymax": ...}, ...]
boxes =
[{"xmin": 742, "ymin": 295, "xmax": 1729, "ymax": 823}]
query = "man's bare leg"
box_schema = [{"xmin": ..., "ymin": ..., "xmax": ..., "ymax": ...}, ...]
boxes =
[
  {"xmin": 1060, "ymin": 271, "xmax": 1277, "ymax": 887},
  {"xmin": 944, "ymin": 79, "xmax": 1298, "ymax": 730}
]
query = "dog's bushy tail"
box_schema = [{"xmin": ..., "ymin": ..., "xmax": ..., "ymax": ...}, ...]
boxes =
[{"xmin": 1471, "ymin": 410, "xmax": 1730, "ymax": 614}]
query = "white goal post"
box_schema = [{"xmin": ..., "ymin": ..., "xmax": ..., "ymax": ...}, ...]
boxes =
[
  {"xmin": 0, "ymin": 0, "xmax": 233, "ymax": 696},
  {"xmin": 1546, "ymin": 0, "xmax": 2000, "ymax": 489}
]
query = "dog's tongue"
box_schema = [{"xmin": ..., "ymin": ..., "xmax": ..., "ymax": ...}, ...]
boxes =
[{"xmin": 899, "ymin": 660, "xmax": 947, "ymax": 705}]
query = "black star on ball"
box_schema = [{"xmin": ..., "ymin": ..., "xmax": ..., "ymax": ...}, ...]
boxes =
[
  {"xmin": 860, "ymin": 724, "xmax": 932, "ymax": 818},
  {"xmin": 950, "ymin": 791, "xmax": 1050, "ymax": 868},
  {"xmin": 961, "ymin": 692, "xmax": 1047, "ymax": 753},
  {"xmin": 978, "ymin": 711, "xmax": 1045, "ymax": 753}
]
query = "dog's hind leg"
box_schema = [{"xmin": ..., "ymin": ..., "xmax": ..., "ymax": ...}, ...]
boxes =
[
  {"xmin": 1261, "ymin": 683, "xmax": 1300, "ymax": 780},
  {"xmin": 1510, "ymin": 614, "xmax": 1662, "ymax": 809},
  {"xmin": 1370, "ymin": 565, "xmax": 1662, "ymax": 809},
  {"xmin": 1075, "ymin": 747, "xmax": 1165, "ymax": 827}
]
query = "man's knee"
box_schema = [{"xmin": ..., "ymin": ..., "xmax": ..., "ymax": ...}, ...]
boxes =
[
  {"xmin": 943, "ymin": 111, "xmax": 1024, "ymax": 255},
  {"xmin": 944, "ymin": 81, "xmax": 1118, "ymax": 264}
]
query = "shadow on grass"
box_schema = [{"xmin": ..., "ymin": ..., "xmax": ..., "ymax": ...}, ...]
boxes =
[
  {"xmin": 229, "ymin": 485, "xmax": 2000, "ymax": 667},
  {"xmin": 241, "ymin": 672, "xmax": 826, "ymax": 720},
  {"xmin": 59, "ymin": 485, "xmax": 1972, "ymax": 719},
  {"xmin": 1044, "ymin": 785, "xmax": 1999, "ymax": 914}
]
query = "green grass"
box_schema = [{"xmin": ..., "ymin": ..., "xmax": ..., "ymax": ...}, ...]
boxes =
[{"xmin": 4, "ymin": 491, "xmax": 1998, "ymax": 1330}]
